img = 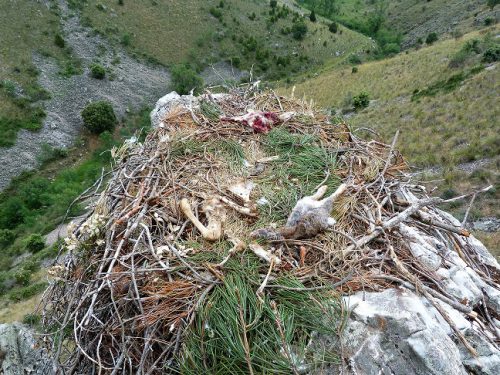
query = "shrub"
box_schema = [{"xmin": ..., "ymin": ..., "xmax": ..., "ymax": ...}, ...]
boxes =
[
  {"xmin": 426, "ymin": 32, "xmax": 438, "ymax": 45},
  {"xmin": 1, "ymin": 79, "xmax": 17, "ymax": 97},
  {"xmin": 292, "ymin": 21, "xmax": 308, "ymax": 40},
  {"xmin": 348, "ymin": 54, "xmax": 362, "ymax": 65},
  {"xmin": 0, "ymin": 229, "xmax": 15, "ymax": 248},
  {"xmin": 329, "ymin": 22, "xmax": 338, "ymax": 33},
  {"xmin": 121, "ymin": 33, "xmax": 131, "ymax": 46},
  {"xmin": 309, "ymin": 10, "xmax": 317, "ymax": 22},
  {"xmin": 90, "ymin": 63, "xmax": 106, "ymax": 79},
  {"xmin": 14, "ymin": 269, "xmax": 31, "ymax": 286},
  {"xmin": 352, "ymin": 92, "xmax": 370, "ymax": 110},
  {"xmin": 0, "ymin": 198, "xmax": 26, "ymax": 229},
  {"xmin": 54, "ymin": 33, "xmax": 65, "ymax": 48},
  {"xmin": 9, "ymin": 282, "xmax": 47, "ymax": 302},
  {"xmin": 351, "ymin": 66, "xmax": 358, "ymax": 74},
  {"xmin": 81, "ymin": 101, "xmax": 117, "ymax": 134},
  {"xmin": 482, "ymin": 45, "xmax": 500, "ymax": 63},
  {"xmin": 25, "ymin": 234, "xmax": 45, "ymax": 253},
  {"xmin": 209, "ymin": 7, "xmax": 223, "ymax": 20},
  {"xmin": 118, "ymin": 0, "xmax": 124, "ymax": 5},
  {"xmin": 270, "ymin": 0, "xmax": 277, "ymax": 8},
  {"xmin": 487, "ymin": 0, "xmax": 499, "ymax": 10},
  {"xmin": 20, "ymin": 177, "xmax": 50, "ymax": 209},
  {"xmin": 171, "ymin": 64, "xmax": 203, "ymax": 95}
]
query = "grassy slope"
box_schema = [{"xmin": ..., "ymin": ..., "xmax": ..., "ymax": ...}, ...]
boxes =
[
  {"xmin": 0, "ymin": 0, "xmax": 67, "ymax": 145},
  {"xmin": 78, "ymin": 0, "xmax": 374, "ymax": 75},
  {"xmin": 318, "ymin": 0, "xmax": 496, "ymax": 46},
  {"xmin": 285, "ymin": 26, "xmax": 499, "ymax": 252}
]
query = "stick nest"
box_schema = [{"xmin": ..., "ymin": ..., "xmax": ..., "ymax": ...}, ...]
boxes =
[{"xmin": 40, "ymin": 86, "xmax": 500, "ymax": 374}]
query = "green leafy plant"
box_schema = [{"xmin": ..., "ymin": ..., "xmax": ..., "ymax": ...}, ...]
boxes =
[
  {"xmin": 329, "ymin": 21, "xmax": 338, "ymax": 33},
  {"xmin": 0, "ymin": 229, "xmax": 15, "ymax": 248},
  {"xmin": 54, "ymin": 33, "xmax": 65, "ymax": 48},
  {"xmin": 171, "ymin": 64, "xmax": 203, "ymax": 95},
  {"xmin": 426, "ymin": 32, "xmax": 438, "ymax": 45},
  {"xmin": 25, "ymin": 233, "xmax": 45, "ymax": 253},
  {"xmin": 352, "ymin": 92, "xmax": 370, "ymax": 110},
  {"xmin": 81, "ymin": 101, "xmax": 117, "ymax": 134},
  {"xmin": 90, "ymin": 63, "xmax": 106, "ymax": 79},
  {"xmin": 292, "ymin": 21, "xmax": 308, "ymax": 40},
  {"xmin": 309, "ymin": 10, "xmax": 317, "ymax": 22},
  {"xmin": 482, "ymin": 45, "xmax": 500, "ymax": 63}
]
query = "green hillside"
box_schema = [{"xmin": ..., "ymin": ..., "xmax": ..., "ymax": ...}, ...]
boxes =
[
  {"xmin": 75, "ymin": 0, "xmax": 374, "ymax": 78},
  {"xmin": 297, "ymin": 0, "xmax": 498, "ymax": 49}
]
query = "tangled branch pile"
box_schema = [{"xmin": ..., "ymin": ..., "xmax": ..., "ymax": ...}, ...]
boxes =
[{"xmin": 40, "ymin": 87, "xmax": 499, "ymax": 374}]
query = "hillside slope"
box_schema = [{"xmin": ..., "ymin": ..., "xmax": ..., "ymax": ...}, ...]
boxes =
[{"xmin": 75, "ymin": 0, "xmax": 374, "ymax": 78}]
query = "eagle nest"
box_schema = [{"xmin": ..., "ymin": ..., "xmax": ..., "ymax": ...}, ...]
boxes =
[{"xmin": 40, "ymin": 86, "xmax": 499, "ymax": 374}]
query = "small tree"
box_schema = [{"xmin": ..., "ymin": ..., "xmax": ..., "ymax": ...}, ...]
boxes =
[
  {"xmin": 171, "ymin": 64, "xmax": 203, "ymax": 95},
  {"xmin": 25, "ymin": 234, "xmax": 45, "ymax": 253},
  {"xmin": 90, "ymin": 63, "xmax": 106, "ymax": 79},
  {"xmin": 54, "ymin": 33, "xmax": 65, "ymax": 48},
  {"xmin": 426, "ymin": 32, "xmax": 438, "ymax": 45},
  {"xmin": 0, "ymin": 229, "xmax": 15, "ymax": 248},
  {"xmin": 81, "ymin": 101, "xmax": 117, "ymax": 134},
  {"xmin": 309, "ymin": 10, "xmax": 317, "ymax": 22},
  {"xmin": 353, "ymin": 92, "xmax": 370, "ymax": 110},
  {"xmin": 329, "ymin": 22, "xmax": 338, "ymax": 33},
  {"xmin": 292, "ymin": 21, "xmax": 308, "ymax": 40}
]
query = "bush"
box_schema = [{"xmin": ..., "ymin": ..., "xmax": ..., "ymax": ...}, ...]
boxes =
[
  {"xmin": 9, "ymin": 282, "xmax": 47, "ymax": 302},
  {"xmin": 209, "ymin": 7, "xmax": 223, "ymax": 20},
  {"xmin": 0, "ymin": 198, "xmax": 26, "ymax": 229},
  {"xmin": 352, "ymin": 92, "xmax": 370, "ymax": 110},
  {"xmin": 20, "ymin": 177, "xmax": 50, "ymax": 209},
  {"xmin": 329, "ymin": 22, "xmax": 338, "ymax": 33},
  {"xmin": 487, "ymin": 0, "xmax": 499, "ymax": 10},
  {"xmin": 90, "ymin": 63, "xmax": 106, "ymax": 79},
  {"xmin": 121, "ymin": 33, "xmax": 131, "ymax": 46},
  {"xmin": 14, "ymin": 269, "xmax": 31, "ymax": 286},
  {"xmin": 54, "ymin": 33, "xmax": 65, "ymax": 48},
  {"xmin": 270, "ymin": 0, "xmax": 277, "ymax": 8},
  {"xmin": 292, "ymin": 21, "xmax": 308, "ymax": 40},
  {"xmin": 348, "ymin": 54, "xmax": 362, "ymax": 65},
  {"xmin": 351, "ymin": 66, "xmax": 358, "ymax": 74},
  {"xmin": 482, "ymin": 45, "xmax": 500, "ymax": 63},
  {"xmin": 0, "ymin": 229, "xmax": 15, "ymax": 248},
  {"xmin": 309, "ymin": 10, "xmax": 317, "ymax": 22},
  {"xmin": 25, "ymin": 234, "xmax": 45, "ymax": 253},
  {"xmin": 426, "ymin": 32, "xmax": 438, "ymax": 45},
  {"xmin": 171, "ymin": 64, "xmax": 203, "ymax": 95},
  {"xmin": 81, "ymin": 101, "xmax": 117, "ymax": 134}
]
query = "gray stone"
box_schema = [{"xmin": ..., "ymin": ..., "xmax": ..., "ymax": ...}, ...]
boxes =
[{"xmin": 0, "ymin": 323, "xmax": 54, "ymax": 375}]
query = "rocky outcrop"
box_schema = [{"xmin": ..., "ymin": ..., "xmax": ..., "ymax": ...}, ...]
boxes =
[{"xmin": 0, "ymin": 324, "xmax": 54, "ymax": 375}]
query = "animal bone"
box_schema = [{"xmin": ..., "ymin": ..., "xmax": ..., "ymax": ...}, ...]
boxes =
[
  {"xmin": 249, "ymin": 243, "xmax": 281, "ymax": 264},
  {"xmin": 180, "ymin": 198, "xmax": 226, "ymax": 241},
  {"xmin": 217, "ymin": 237, "xmax": 246, "ymax": 267},
  {"xmin": 251, "ymin": 184, "xmax": 348, "ymax": 240},
  {"xmin": 227, "ymin": 180, "xmax": 255, "ymax": 204}
]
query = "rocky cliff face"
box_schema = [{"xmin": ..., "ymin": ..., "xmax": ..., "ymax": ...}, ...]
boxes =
[{"xmin": 0, "ymin": 323, "xmax": 54, "ymax": 375}]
